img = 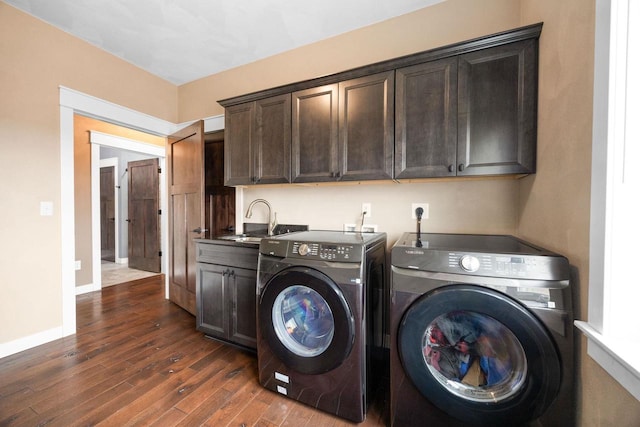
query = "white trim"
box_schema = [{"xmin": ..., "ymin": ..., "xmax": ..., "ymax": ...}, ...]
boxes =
[
  {"xmin": 75, "ymin": 283, "xmax": 100, "ymax": 295},
  {"xmin": 91, "ymin": 131, "xmax": 166, "ymax": 157},
  {"xmin": 59, "ymin": 86, "xmax": 175, "ymax": 344},
  {"xmin": 60, "ymin": 86, "xmax": 177, "ymax": 136},
  {"xmin": 89, "ymin": 132, "xmax": 167, "ymax": 295},
  {"xmin": 0, "ymin": 327, "xmax": 64, "ymax": 359},
  {"xmin": 577, "ymin": 0, "xmax": 640, "ymax": 399},
  {"xmin": 60, "ymin": 105, "xmax": 76, "ymax": 337},
  {"xmin": 100, "ymin": 157, "xmax": 120, "ymax": 262},
  {"xmin": 575, "ymin": 321, "xmax": 640, "ymax": 401},
  {"xmin": 203, "ymin": 115, "xmax": 224, "ymax": 132},
  {"xmin": 117, "ymin": 257, "xmax": 128, "ymax": 264}
]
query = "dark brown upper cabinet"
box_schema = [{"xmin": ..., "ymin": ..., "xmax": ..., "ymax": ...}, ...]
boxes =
[
  {"xmin": 224, "ymin": 93, "xmax": 291, "ymax": 186},
  {"xmin": 339, "ymin": 71, "xmax": 395, "ymax": 181},
  {"xmin": 292, "ymin": 85, "xmax": 339, "ymax": 183},
  {"xmin": 395, "ymin": 58, "xmax": 458, "ymax": 178},
  {"xmin": 219, "ymin": 23, "xmax": 542, "ymax": 185},
  {"xmin": 457, "ymin": 39, "xmax": 537, "ymax": 176}
]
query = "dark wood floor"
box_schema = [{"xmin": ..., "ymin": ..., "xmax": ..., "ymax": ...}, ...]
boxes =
[{"xmin": 0, "ymin": 276, "xmax": 388, "ymax": 426}]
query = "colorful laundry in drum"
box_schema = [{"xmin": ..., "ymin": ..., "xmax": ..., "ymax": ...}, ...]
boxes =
[{"xmin": 423, "ymin": 310, "xmax": 520, "ymax": 387}]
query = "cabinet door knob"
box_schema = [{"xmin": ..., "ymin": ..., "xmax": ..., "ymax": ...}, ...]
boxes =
[
  {"xmin": 192, "ymin": 227, "xmax": 208, "ymax": 233},
  {"xmin": 458, "ymin": 164, "xmax": 465, "ymax": 172},
  {"xmin": 448, "ymin": 164, "xmax": 454, "ymax": 173}
]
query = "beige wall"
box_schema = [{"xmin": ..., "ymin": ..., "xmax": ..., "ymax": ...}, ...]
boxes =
[
  {"xmin": 519, "ymin": 0, "xmax": 640, "ymax": 425},
  {"xmin": 2, "ymin": 0, "xmax": 639, "ymax": 425},
  {"xmin": 179, "ymin": 0, "xmax": 522, "ymax": 121},
  {"xmin": 0, "ymin": 3, "xmax": 176, "ymax": 343},
  {"xmin": 73, "ymin": 115, "xmax": 165, "ymax": 287}
]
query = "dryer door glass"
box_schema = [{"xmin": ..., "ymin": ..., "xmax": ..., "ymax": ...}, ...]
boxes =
[
  {"xmin": 423, "ymin": 310, "xmax": 527, "ymax": 402},
  {"xmin": 272, "ymin": 285, "xmax": 335, "ymax": 357}
]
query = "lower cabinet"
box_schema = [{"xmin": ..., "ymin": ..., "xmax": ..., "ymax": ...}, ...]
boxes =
[{"xmin": 195, "ymin": 241, "xmax": 258, "ymax": 350}]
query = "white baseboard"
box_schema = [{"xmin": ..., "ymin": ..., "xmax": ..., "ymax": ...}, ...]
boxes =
[
  {"xmin": 76, "ymin": 283, "xmax": 100, "ymax": 295},
  {"xmin": 116, "ymin": 257, "xmax": 128, "ymax": 265},
  {"xmin": 0, "ymin": 326, "xmax": 64, "ymax": 359}
]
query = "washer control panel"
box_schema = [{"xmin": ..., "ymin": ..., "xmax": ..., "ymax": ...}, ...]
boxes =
[
  {"xmin": 290, "ymin": 241, "xmax": 358, "ymax": 262},
  {"xmin": 448, "ymin": 252, "xmax": 549, "ymax": 278}
]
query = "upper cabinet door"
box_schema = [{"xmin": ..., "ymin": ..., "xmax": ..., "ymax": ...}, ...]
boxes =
[
  {"xmin": 339, "ymin": 71, "xmax": 395, "ymax": 181},
  {"xmin": 292, "ymin": 84, "xmax": 339, "ymax": 183},
  {"xmin": 395, "ymin": 58, "xmax": 458, "ymax": 178},
  {"xmin": 224, "ymin": 102, "xmax": 254, "ymax": 186},
  {"xmin": 254, "ymin": 94, "xmax": 291, "ymax": 184},
  {"xmin": 457, "ymin": 39, "xmax": 538, "ymax": 176}
]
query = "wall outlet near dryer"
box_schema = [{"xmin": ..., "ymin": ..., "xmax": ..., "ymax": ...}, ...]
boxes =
[{"xmin": 411, "ymin": 203, "xmax": 429, "ymax": 219}]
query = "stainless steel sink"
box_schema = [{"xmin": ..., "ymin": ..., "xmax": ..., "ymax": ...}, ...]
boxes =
[
  {"xmin": 216, "ymin": 234, "xmax": 264, "ymax": 244},
  {"xmin": 216, "ymin": 224, "xmax": 308, "ymax": 245}
]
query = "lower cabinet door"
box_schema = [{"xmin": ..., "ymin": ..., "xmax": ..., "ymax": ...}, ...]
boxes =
[
  {"xmin": 196, "ymin": 262, "xmax": 257, "ymax": 350},
  {"xmin": 228, "ymin": 267, "xmax": 258, "ymax": 349},
  {"xmin": 196, "ymin": 263, "xmax": 228, "ymax": 340}
]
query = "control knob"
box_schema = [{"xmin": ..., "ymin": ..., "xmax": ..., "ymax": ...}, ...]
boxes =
[
  {"xmin": 298, "ymin": 243, "xmax": 310, "ymax": 256},
  {"xmin": 460, "ymin": 255, "xmax": 480, "ymax": 272}
]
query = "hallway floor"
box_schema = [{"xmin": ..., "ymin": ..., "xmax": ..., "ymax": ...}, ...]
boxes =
[{"xmin": 101, "ymin": 260, "xmax": 160, "ymax": 287}]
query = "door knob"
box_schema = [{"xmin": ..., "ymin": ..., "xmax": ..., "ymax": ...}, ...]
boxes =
[{"xmin": 192, "ymin": 227, "xmax": 208, "ymax": 233}]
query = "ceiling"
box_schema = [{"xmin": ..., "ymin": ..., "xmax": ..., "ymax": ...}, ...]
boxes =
[{"xmin": 5, "ymin": 0, "xmax": 444, "ymax": 85}]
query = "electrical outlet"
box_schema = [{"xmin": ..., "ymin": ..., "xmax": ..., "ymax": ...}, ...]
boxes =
[
  {"xmin": 343, "ymin": 223, "xmax": 356, "ymax": 232},
  {"xmin": 362, "ymin": 203, "xmax": 371, "ymax": 218},
  {"xmin": 75, "ymin": 260, "xmax": 82, "ymax": 270},
  {"xmin": 361, "ymin": 224, "xmax": 378, "ymax": 233},
  {"xmin": 411, "ymin": 203, "xmax": 429, "ymax": 219}
]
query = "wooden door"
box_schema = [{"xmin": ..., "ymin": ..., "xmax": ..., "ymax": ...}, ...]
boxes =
[
  {"xmin": 100, "ymin": 166, "xmax": 116, "ymax": 262},
  {"xmin": 205, "ymin": 135, "xmax": 236, "ymax": 238},
  {"xmin": 254, "ymin": 94, "xmax": 291, "ymax": 184},
  {"xmin": 339, "ymin": 71, "xmax": 395, "ymax": 181},
  {"xmin": 168, "ymin": 121, "xmax": 204, "ymax": 315},
  {"xmin": 128, "ymin": 158, "xmax": 161, "ymax": 272},
  {"xmin": 292, "ymin": 84, "xmax": 339, "ymax": 182},
  {"xmin": 395, "ymin": 58, "xmax": 458, "ymax": 178},
  {"xmin": 457, "ymin": 40, "xmax": 537, "ymax": 176},
  {"xmin": 224, "ymin": 103, "xmax": 254, "ymax": 185}
]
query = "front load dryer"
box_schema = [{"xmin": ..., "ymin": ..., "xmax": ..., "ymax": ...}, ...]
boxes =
[
  {"xmin": 256, "ymin": 231, "xmax": 386, "ymax": 423},
  {"xmin": 390, "ymin": 232, "xmax": 574, "ymax": 427}
]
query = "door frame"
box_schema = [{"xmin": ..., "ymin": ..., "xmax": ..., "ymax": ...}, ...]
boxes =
[
  {"xmin": 59, "ymin": 85, "xmax": 224, "ymax": 337},
  {"xmin": 90, "ymin": 133, "xmax": 165, "ymax": 292}
]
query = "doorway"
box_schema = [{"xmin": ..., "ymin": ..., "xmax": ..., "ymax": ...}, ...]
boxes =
[
  {"xmin": 90, "ymin": 133, "xmax": 166, "ymax": 291},
  {"xmin": 60, "ymin": 86, "xmax": 226, "ymax": 337}
]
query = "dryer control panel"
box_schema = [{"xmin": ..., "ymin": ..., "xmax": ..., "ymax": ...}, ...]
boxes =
[{"xmin": 291, "ymin": 242, "xmax": 359, "ymax": 262}]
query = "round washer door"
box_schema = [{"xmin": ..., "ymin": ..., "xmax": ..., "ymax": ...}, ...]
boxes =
[
  {"xmin": 259, "ymin": 266, "xmax": 355, "ymax": 375},
  {"xmin": 398, "ymin": 285, "xmax": 561, "ymax": 427}
]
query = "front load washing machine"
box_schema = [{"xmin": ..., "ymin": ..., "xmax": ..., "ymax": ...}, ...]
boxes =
[
  {"xmin": 390, "ymin": 233, "xmax": 573, "ymax": 427},
  {"xmin": 256, "ymin": 230, "xmax": 386, "ymax": 423}
]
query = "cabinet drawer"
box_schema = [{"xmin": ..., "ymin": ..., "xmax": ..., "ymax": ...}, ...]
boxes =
[{"xmin": 196, "ymin": 242, "xmax": 258, "ymax": 270}]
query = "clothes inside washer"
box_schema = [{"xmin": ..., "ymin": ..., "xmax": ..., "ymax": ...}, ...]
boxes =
[{"xmin": 423, "ymin": 310, "xmax": 521, "ymax": 387}]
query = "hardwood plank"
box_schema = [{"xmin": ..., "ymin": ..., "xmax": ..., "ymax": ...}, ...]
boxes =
[{"xmin": 0, "ymin": 278, "xmax": 386, "ymax": 427}]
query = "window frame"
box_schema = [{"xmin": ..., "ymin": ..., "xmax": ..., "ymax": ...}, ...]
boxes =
[{"xmin": 574, "ymin": 0, "xmax": 640, "ymax": 400}]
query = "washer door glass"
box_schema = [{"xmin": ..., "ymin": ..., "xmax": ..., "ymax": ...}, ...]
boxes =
[
  {"xmin": 398, "ymin": 285, "xmax": 562, "ymax": 426},
  {"xmin": 272, "ymin": 285, "xmax": 335, "ymax": 357},
  {"xmin": 423, "ymin": 310, "xmax": 527, "ymax": 402}
]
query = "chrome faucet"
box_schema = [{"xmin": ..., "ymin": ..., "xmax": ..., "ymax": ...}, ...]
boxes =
[{"xmin": 245, "ymin": 199, "xmax": 273, "ymax": 236}]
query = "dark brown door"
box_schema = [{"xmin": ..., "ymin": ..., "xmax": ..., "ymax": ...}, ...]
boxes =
[
  {"xmin": 205, "ymin": 134, "xmax": 235, "ymax": 238},
  {"xmin": 127, "ymin": 158, "xmax": 161, "ymax": 272},
  {"xmin": 339, "ymin": 71, "xmax": 395, "ymax": 180},
  {"xmin": 224, "ymin": 102, "xmax": 254, "ymax": 186},
  {"xmin": 100, "ymin": 166, "xmax": 116, "ymax": 262},
  {"xmin": 292, "ymin": 84, "xmax": 339, "ymax": 182},
  {"xmin": 254, "ymin": 94, "xmax": 291, "ymax": 184},
  {"xmin": 168, "ymin": 121, "xmax": 204, "ymax": 315},
  {"xmin": 395, "ymin": 57, "xmax": 458, "ymax": 178},
  {"xmin": 457, "ymin": 39, "xmax": 537, "ymax": 176}
]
